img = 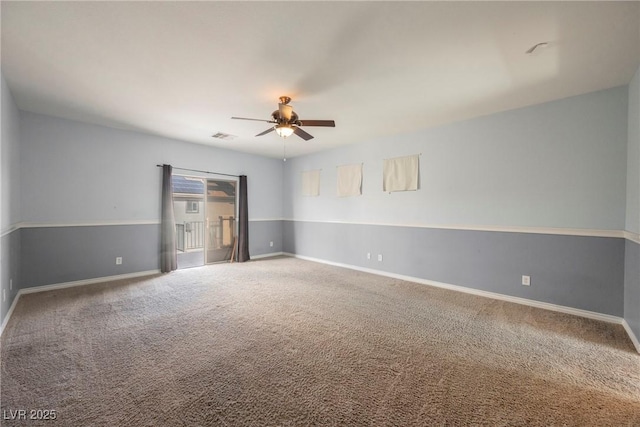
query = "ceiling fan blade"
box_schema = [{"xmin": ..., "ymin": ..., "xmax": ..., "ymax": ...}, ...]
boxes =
[
  {"xmin": 231, "ymin": 117, "xmax": 276, "ymax": 123},
  {"xmin": 293, "ymin": 126, "xmax": 314, "ymax": 141},
  {"xmin": 298, "ymin": 120, "xmax": 335, "ymax": 127},
  {"xmin": 255, "ymin": 127, "xmax": 275, "ymax": 137},
  {"xmin": 279, "ymin": 104, "xmax": 293, "ymax": 122}
]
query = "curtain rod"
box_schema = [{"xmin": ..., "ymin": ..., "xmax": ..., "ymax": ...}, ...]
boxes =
[{"xmin": 156, "ymin": 164, "xmax": 239, "ymax": 178}]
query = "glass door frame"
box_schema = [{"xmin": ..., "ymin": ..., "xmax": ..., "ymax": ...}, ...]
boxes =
[{"xmin": 205, "ymin": 176, "xmax": 239, "ymax": 265}]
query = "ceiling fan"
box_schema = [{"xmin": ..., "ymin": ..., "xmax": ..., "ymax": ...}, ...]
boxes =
[{"xmin": 232, "ymin": 96, "xmax": 335, "ymax": 141}]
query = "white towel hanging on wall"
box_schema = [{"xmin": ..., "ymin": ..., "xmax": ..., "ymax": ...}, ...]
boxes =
[
  {"xmin": 301, "ymin": 169, "xmax": 321, "ymax": 196},
  {"xmin": 383, "ymin": 154, "xmax": 420, "ymax": 192},
  {"xmin": 336, "ymin": 163, "xmax": 363, "ymax": 197}
]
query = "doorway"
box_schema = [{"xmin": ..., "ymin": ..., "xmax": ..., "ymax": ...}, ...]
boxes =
[
  {"xmin": 173, "ymin": 175, "xmax": 237, "ymax": 269},
  {"xmin": 205, "ymin": 179, "xmax": 237, "ymax": 263}
]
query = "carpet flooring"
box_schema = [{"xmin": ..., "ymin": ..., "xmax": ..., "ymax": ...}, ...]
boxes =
[{"xmin": 1, "ymin": 257, "xmax": 639, "ymax": 426}]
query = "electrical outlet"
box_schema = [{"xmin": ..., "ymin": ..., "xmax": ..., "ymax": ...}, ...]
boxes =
[
  {"xmin": 378, "ymin": 254, "xmax": 383, "ymax": 262},
  {"xmin": 367, "ymin": 253, "xmax": 371, "ymax": 260},
  {"xmin": 522, "ymin": 275, "xmax": 531, "ymax": 286},
  {"xmin": 270, "ymin": 241, "xmax": 274, "ymax": 247},
  {"xmin": 10, "ymin": 279, "xmax": 12, "ymax": 291},
  {"xmin": 116, "ymin": 257, "xmax": 123, "ymax": 265}
]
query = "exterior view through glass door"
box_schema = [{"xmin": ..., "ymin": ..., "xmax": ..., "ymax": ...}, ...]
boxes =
[
  {"xmin": 173, "ymin": 176, "xmax": 237, "ymax": 269},
  {"xmin": 173, "ymin": 175, "xmax": 206, "ymax": 269},
  {"xmin": 206, "ymin": 179, "xmax": 237, "ymax": 264}
]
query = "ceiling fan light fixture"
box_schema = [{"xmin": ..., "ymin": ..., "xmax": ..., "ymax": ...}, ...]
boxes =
[{"xmin": 275, "ymin": 124, "xmax": 294, "ymax": 138}]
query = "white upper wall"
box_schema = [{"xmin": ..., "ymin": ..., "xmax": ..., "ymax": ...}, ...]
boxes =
[
  {"xmin": 284, "ymin": 86, "xmax": 629, "ymax": 231},
  {"xmin": 627, "ymin": 66, "xmax": 640, "ymax": 234},
  {"xmin": 13, "ymin": 82, "xmax": 634, "ymax": 231},
  {"xmin": 1, "ymin": 73, "xmax": 21, "ymax": 231},
  {"xmin": 19, "ymin": 112, "xmax": 283, "ymax": 224}
]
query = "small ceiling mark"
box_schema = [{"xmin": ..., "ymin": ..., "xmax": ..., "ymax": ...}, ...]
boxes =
[
  {"xmin": 526, "ymin": 42, "xmax": 550, "ymax": 54},
  {"xmin": 211, "ymin": 132, "xmax": 237, "ymax": 140}
]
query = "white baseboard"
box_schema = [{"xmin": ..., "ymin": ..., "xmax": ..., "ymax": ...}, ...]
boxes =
[
  {"xmin": 0, "ymin": 270, "xmax": 161, "ymax": 337},
  {"xmin": 283, "ymin": 253, "xmax": 633, "ymax": 335},
  {"xmin": 251, "ymin": 252, "xmax": 284, "ymax": 260},
  {"xmin": 0, "ymin": 289, "xmax": 22, "ymax": 336},
  {"xmin": 19, "ymin": 270, "xmax": 161, "ymax": 295},
  {"xmin": 622, "ymin": 320, "xmax": 640, "ymax": 353}
]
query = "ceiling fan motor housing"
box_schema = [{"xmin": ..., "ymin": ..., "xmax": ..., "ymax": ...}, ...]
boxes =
[{"xmin": 272, "ymin": 110, "xmax": 299, "ymax": 124}]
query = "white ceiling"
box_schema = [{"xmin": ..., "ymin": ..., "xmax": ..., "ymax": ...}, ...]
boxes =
[{"xmin": 2, "ymin": 1, "xmax": 639, "ymax": 159}]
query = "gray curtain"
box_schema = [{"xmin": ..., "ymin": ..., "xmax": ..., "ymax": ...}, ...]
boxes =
[
  {"xmin": 160, "ymin": 164, "xmax": 177, "ymax": 272},
  {"xmin": 238, "ymin": 175, "xmax": 250, "ymax": 262}
]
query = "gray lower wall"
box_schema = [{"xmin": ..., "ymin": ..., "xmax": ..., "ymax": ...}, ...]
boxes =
[
  {"xmin": 625, "ymin": 240, "xmax": 640, "ymax": 340},
  {"xmin": 249, "ymin": 220, "xmax": 283, "ymax": 257},
  {"xmin": 1, "ymin": 229, "xmax": 21, "ymax": 326},
  {"xmin": 17, "ymin": 220, "xmax": 283, "ymax": 290},
  {"xmin": 21, "ymin": 224, "xmax": 161, "ymax": 289},
  {"xmin": 284, "ymin": 221, "xmax": 625, "ymax": 316},
  {"xmin": 9, "ymin": 220, "xmax": 628, "ymax": 324}
]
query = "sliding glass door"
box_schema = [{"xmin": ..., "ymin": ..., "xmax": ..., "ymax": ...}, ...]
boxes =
[
  {"xmin": 173, "ymin": 175, "xmax": 238, "ymax": 268},
  {"xmin": 205, "ymin": 179, "xmax": 237, "ymax": 264}
]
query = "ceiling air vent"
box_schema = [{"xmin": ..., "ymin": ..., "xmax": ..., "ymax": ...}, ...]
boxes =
[{"xmin": 211, "ymin": 132, "xmax": 237, "ymax": 140}]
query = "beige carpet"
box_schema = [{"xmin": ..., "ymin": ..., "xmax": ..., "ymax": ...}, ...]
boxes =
[{"xmin": 1, "ymin": 257, "xmax": 639, "ymax": 426}]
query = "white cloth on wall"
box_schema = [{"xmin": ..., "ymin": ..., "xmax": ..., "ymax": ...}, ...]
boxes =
[
  {"xmin": 301, "ymin": 169, "xmax": 321, "ymax": 196},
  {"xmin": 336, "ymin": 163, "xmax": 363, "ymax": 197},
  {"xmin": 383, "ymin": 154, "xmax": 419, "ymax": 192}
]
